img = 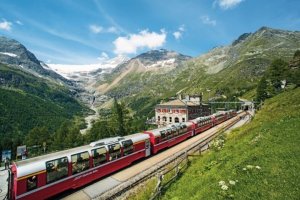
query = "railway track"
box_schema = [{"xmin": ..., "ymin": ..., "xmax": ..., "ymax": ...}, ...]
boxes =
[{"xmin": 62, "ymin": 112, "xmax": 248, "ymax": 200}]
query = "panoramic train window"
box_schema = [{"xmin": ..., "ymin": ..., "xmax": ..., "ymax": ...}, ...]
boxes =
[
  {"xmin": 122, "ymin": 140, "xmax": 134, "ymax": 156},
  {"xmin": 171, "ymin": 126, "xmax": 178, "ymax": 137},
  {"xmin": 71, "ymin": 151, "xmax": 90, "ymax": 175},
  {"xmin": 27, "ymin": 175, "xmax": 37, "ymax": 191},
  {"xmin": 108, "ymin": 143, "xmax": 121, "ymax": 161},
  {"xmin": 92, "ymin": 147, "xmax": 107, "ymax": 167},
  {"xmin": 167, "ymin": 128, "xmax": 173, "ymax": 139},
  {"xmin": 160, "ymin": 130, "xmax": 167, "ymax": 141},
  {"xmin": 46, "ymin": 157, "xmax": 68, "ymax": 184}
]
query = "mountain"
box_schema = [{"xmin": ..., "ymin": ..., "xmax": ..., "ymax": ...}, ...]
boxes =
[
  {"xmin": 0, "ymin": 36, "xmax": 70, "ymax": 84},
  {"xmin": 93, "ymin": 49, "xmax": 191, "ymax": 95},
  {"xmin": 91, "ymin": 27, "xmax": 300, "ymax": 119},
  {"xmin": 0, "ymin": 37, "xmax": 87, "ymax": 151}
]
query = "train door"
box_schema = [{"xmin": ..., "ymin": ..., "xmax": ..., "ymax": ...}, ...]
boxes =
[{"xmin": 145, "ymin": 139, "xmax": 151, "ymax": 157}]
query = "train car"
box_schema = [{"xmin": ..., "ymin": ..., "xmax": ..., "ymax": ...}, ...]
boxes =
[
  {"xmin": 227, "ymin": 110, "xmax": 237, "ymax": 118},
  {"xmin": 9, "ymin": 135, "xmax": 150, "ymax": 200},
  {"xmin": 190, "ymin": 116, "xmax": 214, "ymax": 135},
  {"xmin": 144, "ymin": 122, "xmax": 194, "ymax": 154},
  {"xmin": 212, "ymin": 112, "xmax": 227, "ymax": 125}
]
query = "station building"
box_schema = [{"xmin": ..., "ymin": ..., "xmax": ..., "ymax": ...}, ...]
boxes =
[{"xmin": 155, "ymin": 94, "xmax": 210, "ymax": 127}]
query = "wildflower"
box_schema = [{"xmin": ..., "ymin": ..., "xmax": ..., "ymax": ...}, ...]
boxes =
[
  {"xmin": 235, "ymin": 180, "xmax": 239, "ymax": 182},
  {"xmin": 246, "ymin": 165, "xmax": 254, "ymax": 169},
  {"xmin": 229, "ymin": 180, "xmax": 236, "ymax": 185},
  {"xmin": 219, "ymin": 180, "xmax": 226, "ymax": 186},
  {"xmin": 243, "ymin": 168, "xmax": 247, "ymax": 171},
  {"xmin": 221, "ymin": 185, "xmax": 228, "ymax": 190},
  {"xmin": 256, "ymin": 166, "xmax": 261, "ymax": 170}
]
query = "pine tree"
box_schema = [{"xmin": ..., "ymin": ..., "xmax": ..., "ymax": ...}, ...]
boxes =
[
  {"xmin": 52, "ymin": 121, "xmax": 69, "ymax": 150},
  {"xmin": 256, "ymin": 76, "xmax": 268, "ymax": 102},
  {"xmin": 267, "ymin": 59, "xmax": 289, "ymax": 91}
]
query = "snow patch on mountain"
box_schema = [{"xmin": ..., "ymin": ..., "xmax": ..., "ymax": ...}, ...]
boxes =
[
  {"xmin": 0, "ymin": 52, "xmax": 18, "ymax": 57},
  {"xmin": 48, "ymin": 55, "xmax": 128, "ymax": 80},
  {"xmin": 147, "ymin": 58, "xmax": 176, "ymax": 68}
]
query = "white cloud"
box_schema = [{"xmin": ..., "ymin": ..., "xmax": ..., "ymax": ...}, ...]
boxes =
[
  {"xmin": 89, "ymin": 24, "xmax": 119, "ymax": 34},
  {"xmin": 113, "ymin": 29, "xmax": 167, "ymax": 54},
  {"xmin": 178, "ymin": 25, "xmax": 185, "ymax": 32},
  {"xmin": 107, "ymin": 26, "xmax": 118, "ymax": 33},
  {"xmin": 15, "ymin": 20, "xmax": 23, "ymax": 25},
  {"xmin": 173, "ymin": 31, "xmax": 182, "ymax": 40},
  {"xmin": 173, "ymin": 25, "xmax": 185, "ymax": 40},
  {"xmin": 89, "ymin": 25, "xmax": 103, "ymax": 33},
  {"xmin": 0, "ymin": 19, "xmax": 12, "ymax": 31},
  {"xmin": 201, "ymin": 16, "xmax": 217, "ymax": 26},
  {"xmin": 216, "ymin": 0, "xmax": 245, "ymax": 10},
  {"xmin": 97, "ymin": 52, "xmax": 109, "ymax": 61}
]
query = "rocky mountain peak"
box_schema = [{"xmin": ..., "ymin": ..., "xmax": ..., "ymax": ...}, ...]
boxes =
[
  {"xmin": 232, "ymin": 33, "xmax": 251, "ymax": 46},
  {"xmin": 134, "ymin": 49, "xmax": 191, "ymax": 67},
  {"xmin": 0, "ymin": 36, "xmax": 69, "ymax": 84}
]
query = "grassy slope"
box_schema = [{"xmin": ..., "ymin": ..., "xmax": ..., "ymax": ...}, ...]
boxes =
[{"xmin": 161, "ymin": 88, "xmax": 300, "ymax": 200}]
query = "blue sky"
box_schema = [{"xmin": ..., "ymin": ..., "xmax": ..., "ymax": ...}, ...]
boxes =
[{"xmin": 0, "ymin": 0, "xmax": 299, "ymax": 64}]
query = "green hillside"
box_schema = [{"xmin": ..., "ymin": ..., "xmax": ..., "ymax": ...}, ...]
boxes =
[
  {"xmin": 160, "ymin": 88, "xmax": 300, "ymax": 199},
  {"xmin": 0, "ymin": 63, "xmax": 86, "ymax": 155}
]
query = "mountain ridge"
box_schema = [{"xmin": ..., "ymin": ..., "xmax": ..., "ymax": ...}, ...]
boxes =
[
  {"xmin": 90, "ymin": 26, "xmax": 300, "ymax": 120},
  {"xmin": 0, "ymin": 36, "xmax": 71, "ymax": 85}
]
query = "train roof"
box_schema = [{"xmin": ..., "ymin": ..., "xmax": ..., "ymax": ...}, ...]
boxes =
[
  {"xmin": 90, "ymin": 136, "xmax": 124, "ymax": 147},
  {"xmin": 146, "ymin": 121, "xmax": 193, "ymax": 137},
  {"xmin": 191, "ymin": 116, "xmax": 212, "ymax": 123},
  {"xmin": 123, "ymin": 133, "xmax": 150, "ymax": 143}
]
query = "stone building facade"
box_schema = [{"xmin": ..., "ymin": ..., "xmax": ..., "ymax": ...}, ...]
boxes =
[{"xmin": 155, "ymin": 94, "xmax": 210, "ymax": 127}]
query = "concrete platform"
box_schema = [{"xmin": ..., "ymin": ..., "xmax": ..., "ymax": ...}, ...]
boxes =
[{"xmin": 0, "ymin": 167, "xmax": 8, "ymax": 200}]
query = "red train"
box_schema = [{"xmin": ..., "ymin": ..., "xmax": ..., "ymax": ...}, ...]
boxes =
[{"xmin": 8, "ymin": 110, "xmax": 237, "ymax": 200}]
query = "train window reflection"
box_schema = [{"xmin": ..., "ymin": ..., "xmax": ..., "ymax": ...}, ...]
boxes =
[
  {"xmin": 46, "ymin": 157, "xmax": 68, "ymax": 184},
  {"xmin": 27, "ymin": 176, "xmax": 37, "ymax": 191},
  {"xmin": 122, "ymin": 140, "xmax": 134, "ymax": 156},
  {"xmin": 108, "ymin": 143, "xmax": 121, "ymax": 161},
  {"xmin": 92, "ymin": 147, "xmax": 107, "ymax": 167},
  {"xmin": 71, "ymin": 151, "xmax": 90, "ymax": 175}
]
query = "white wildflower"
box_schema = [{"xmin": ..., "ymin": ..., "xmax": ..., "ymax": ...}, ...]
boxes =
[
  {"xmin": 246, "ymin": 165, "xmax": 254, "ymax": 169},
  {"xmin": 242, "ymin": 168, "xmax": 247, "ymax": 171},
  {"xmin": 219, "ymin": 180, "xmax": 226, "ymax": 186},
  {"xmin": 256, "ymin": 166, "xmax": 261, "ymax": 170},
  {"xmin": 229, "ymin": 180, "xmax": 236, "ymax": 185},
  {"xmin": 235, "ymin": 179, "xmax": 239, "ymax": 182},
  {"xmin": 221, "ymin": 185, "xmax": 228, "ymax": 190}
]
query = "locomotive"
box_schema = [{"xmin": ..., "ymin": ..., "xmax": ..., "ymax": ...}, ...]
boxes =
[{"xmin": 8, "ymin": 110, "xmax": 237, "ymax": 200}]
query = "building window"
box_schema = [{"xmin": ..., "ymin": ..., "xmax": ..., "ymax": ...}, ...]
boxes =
[
  {"xmin": 46, "ymin": 157, "xmax": 68, "ymax": 184},
  {"xmin": 71, "ymin": 151, "xmax": 90, "ymax": 175},
  {"xmin": 182, "ymin": 118, "xmax": 185, "ymax": 122},
  {"xmin": 169, "ymin": 117, "xmax": 172, "ymax": 122},
  {"xmin": 158, "ymin": 116, "xmax": 160, "ymax": 121},
  {"xmin": 175, "ymin": 117, "xmax": 179, "ymax": 123},
  {"xmin": 27, "ymin": 176, "xmax": 37, "ymax": 191},
  {"xmin": 163, "ymin": 116, "xmax": 167, "ymax": 122}
]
